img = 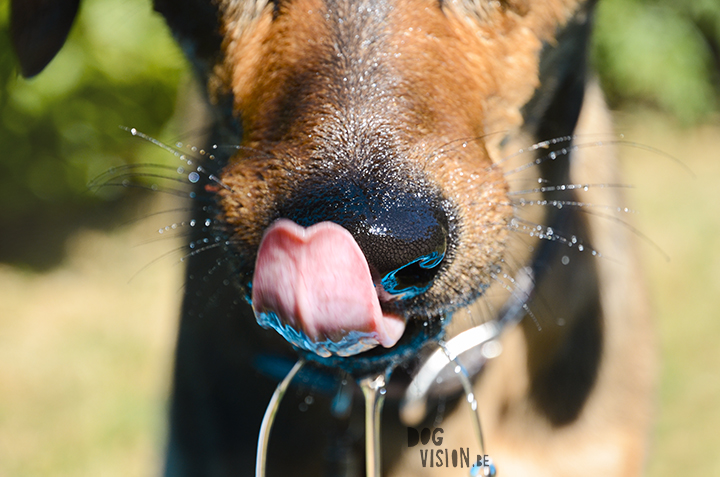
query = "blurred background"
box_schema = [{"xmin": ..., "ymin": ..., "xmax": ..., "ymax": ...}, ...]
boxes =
[{"xmin": 0, "ymin": 0, "xmax": 718, "ymax": 475}]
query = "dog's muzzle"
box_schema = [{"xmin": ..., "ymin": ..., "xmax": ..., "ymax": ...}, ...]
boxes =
[{"xmin": 251, "ymin": 193, "xmax": 448, "ymax": 358}]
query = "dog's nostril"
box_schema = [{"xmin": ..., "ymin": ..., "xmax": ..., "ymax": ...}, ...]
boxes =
[
  {"xmin": 351, "ymin": 201, "xmax": 448, "ymax": 301},
  {"xmin": 379, "ymin": 246, "xmax": 445, "ymax": 299}
]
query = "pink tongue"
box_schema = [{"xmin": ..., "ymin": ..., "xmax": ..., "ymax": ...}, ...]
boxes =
[{"xmin": 251, "ymin": 219, "xmax": 405, "ymax": 356}]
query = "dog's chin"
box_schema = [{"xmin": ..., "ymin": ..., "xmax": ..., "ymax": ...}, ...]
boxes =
[{"xmin": 293, "ymin": 313, "xmax": 446, "ymax": 378}]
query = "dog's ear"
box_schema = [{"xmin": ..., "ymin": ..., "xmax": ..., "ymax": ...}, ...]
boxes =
[{"xmin": 10, "ymin": 0, "xmax": 81, "ymax": 78}]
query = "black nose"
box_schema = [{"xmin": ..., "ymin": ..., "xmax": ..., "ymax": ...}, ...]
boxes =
[
  {"xmin": 351, "ymin": 195, "xmax": 447, "ymax": 300},
  {"xmin": 280, "ymin": 179, "xmax": 449, "ymax": 300}
]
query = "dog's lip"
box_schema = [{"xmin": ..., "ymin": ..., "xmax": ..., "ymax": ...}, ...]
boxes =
[{"xmin": 251, "ymin": 219, "xmax": 406, "ymax": 357}]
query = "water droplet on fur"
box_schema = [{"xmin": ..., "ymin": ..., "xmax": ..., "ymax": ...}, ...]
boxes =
[{"xmin": 188, "ymin": 171, "xmax": 200, "ymax": 183}]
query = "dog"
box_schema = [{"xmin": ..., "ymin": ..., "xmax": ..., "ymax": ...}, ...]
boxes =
[{"xmin": 11, "ymin": 0, "xmax": 655, "ymax": 475}]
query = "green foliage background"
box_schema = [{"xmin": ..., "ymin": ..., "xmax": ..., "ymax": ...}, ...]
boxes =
[
  {"xmin": 0, "ymin": 0, "xmax": 187, "ymax": 268},
  {"xmin": 594, "ymin": 0, "xmax": 720, "ymax": 122}
]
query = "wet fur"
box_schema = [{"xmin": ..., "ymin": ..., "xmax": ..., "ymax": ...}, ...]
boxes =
[{"xmin": 11, "ymin": 0, "xmax": 655, "ymax": 475}]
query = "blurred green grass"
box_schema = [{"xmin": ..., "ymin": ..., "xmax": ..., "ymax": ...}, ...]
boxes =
[{"xmin": 0, "ymin": 0, "xmax": 719, "ymax": 475}]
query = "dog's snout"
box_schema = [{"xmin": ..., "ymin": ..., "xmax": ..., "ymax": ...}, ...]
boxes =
[{"xmin": 281, "ymin": 180, "xmax": 449, "ymax": 301}]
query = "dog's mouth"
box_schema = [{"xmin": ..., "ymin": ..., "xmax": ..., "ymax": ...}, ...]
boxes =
[{"xmin": 251, "ymin": 219, "xmax": 446, "ymax": 360}]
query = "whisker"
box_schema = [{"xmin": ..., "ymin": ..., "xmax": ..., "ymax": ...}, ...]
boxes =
[
  {"xmin": 503, "ymin": 139, "xmax": 693, "ymax": 178},
  {"xmin": 507, "ymin": 216, "xmax": 603, "ymax": 258},
  {"xmin": 132, "ymin": 232, "xmax": 227, "ymax": 282},
  {"xmin": 512, "ymin": 198, "xmax": 636, "ymax": 214},
  {"xmin": 121, "ymin": 207, "xmax": 197, "ymax": 226},
  {"xmin": 121, "ymin": 126, "xmax": 233, "ymax": 191},
  {"xmin": 134, "ymin": 218, "xmax": 208, "ymax": 245},
  {"xmin": 511, "ymin": 196, "xmax": 669, "ymax": 261},
  {"xmin": 508, "ymin": 182, "xmax": 633, "ymax": 196},
  {"xmin": 92, "ymin": 171, "xmax": 194, "ymax": 187},
  {"xmin": 615, "ymin": 139, "xmax": 694, "ymax": 177},
  {"xmin": 495, "ymin": 135, "xmax": 575, "ymax": 168},
  {"xmin": 96, "ymin": 181, "xmax": 206, "ymax": 200},
  {"xmin": 422, "ymin": 132, "xmax": 507, "ymax": 169},
  {"xmin": 488, "ymin": 270, "xmax": 540, "ymax": 331},
  {"xmin": 87, "ymin": 163, "xmax": 180, "ymax": 189},
  {"xmin": 135, "ymin": 231, "xmax": 196, "ymax": 246},
  {"xmin": 566, "ymin": 207, "xmax": 670, "ymax": 262},
  {"xmin": 166, "ymin": 124, "xmax": 216, "ymax": 144},
  {"xmin": 127, "ymin": 243, "xmax": 192, "ymax": 284},
  {"xmin": 217, "ymin": 144, "xmax": 279, "ymax": 160},
  {"xmin": 179, "ymin": 241, "xmax": 225, "ymax": 263},
  {"xmin": 503, "ymin": 143, "xmax": 576, "ymax": 176}
]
